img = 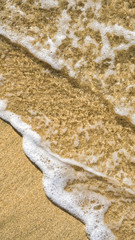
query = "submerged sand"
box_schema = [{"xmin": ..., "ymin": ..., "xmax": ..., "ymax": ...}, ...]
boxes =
[
  {"xmin": 0, "ymin": 1, "xmax": 135, "ymax": 239},
  {"xmin": 0, "ymin": 35, "xmax": 134, "ymax": 240},
  {"xmin": 0, "ymin": 33, "xmax": 135, "ymax": 240}
]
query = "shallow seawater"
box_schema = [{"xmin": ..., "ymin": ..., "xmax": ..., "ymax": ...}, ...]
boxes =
[{"xmin": 0, "ymin": 1, "xmax": 135, "ymax": 239}]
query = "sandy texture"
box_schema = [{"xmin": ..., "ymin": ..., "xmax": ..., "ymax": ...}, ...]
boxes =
[
  {"xmin": 0, "ymin": 119, "xmax": 88, "ymax": 240},
  {"xmin": 0, "ymin": 33, "xmax": 135, "ymax": 240},
  {"xmin": 0, "ymin": 1, "xmax": 135, "ymax": 239}
]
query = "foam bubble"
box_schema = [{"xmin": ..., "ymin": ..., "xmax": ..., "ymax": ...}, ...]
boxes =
[
  {"xmin": 130, "ymin": 114, "xmax": 135, "ymax": 125},
  {"xmin": 0, "ymin": 25, "xmax": 63, "ymax": 70},
  {"xmin": 0, "ymin": 100, "xmax": 7, "ymax": 111},
  {"xmin": 38, "ymin": 0, "xmax": 58, "ymax": 9}
]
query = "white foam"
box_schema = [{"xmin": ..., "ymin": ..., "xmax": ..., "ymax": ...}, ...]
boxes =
[
  {"xmin": 115, "ymin": 106, "xmax": 135, "ymax": 126},
  {"xmin": 130, "ymin": 114, "xmax": 135, "ymax": 125},
  {"xmin": 28, "ymin": 109, "xmax": 37, "ymax": 116},
  {"xmin": 0, "ymin": 25, "xmax": 63, "ymax": 70},
  {"xmin": 0, "ymin": 100, "xmax": 7, "ymax": 111},
  {"xmin": 73, "ymin": 134, "xmax": 79, "ymax": 147},
  {"xmin": 84, "ymin": 35, "xmax": 98, "ymax": 46},
  {"xmin": 0, "ymin": 100, "xmax": 116, "ymax": 240},
  {"xmin": 1, "ymin": 0, "xmax": 135, "ymax": 83},
  {"xmin": 6, "ymin": 2, "xmax": 26, "ymax": 16},
  {"xmin": 115, "ymin": 106, "xmax": 129, "ymax": 117},
  {"xmin": 88, "ymin": 19, "xmax": 135, "ymax": 72},
  {"xmin": 0, "ymin": 74, "xmax": 3, "ymax": 80},
  {"xmin": 123, "ymin": 177, "xmax": 133, "ymax": 187},
  {"xmin": 38, "ymin": 0, "xmax": 58, "ymax": 9},
  {"xmin": 1, "ymin": 2, "xmax": 135, "ymax": 237},
  {"xmin": 0, "ymin": 74, "xmax": 4, "ymax": 86},
  {"xmin": 81, "ymin": 0, "xmax": 102, "ymax": 18}
]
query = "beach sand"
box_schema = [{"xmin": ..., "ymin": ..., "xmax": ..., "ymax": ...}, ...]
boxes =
[
  {"xmin": 0, "ymin": 1, "xmax": 135, "ymax": 239},
  {"xmin": 0, "ymin": 35, "xmax": 135, "ymax": 239},
  {"xmin": 0, "ymin": 119, "xmax": 88, "ymax": 240}
]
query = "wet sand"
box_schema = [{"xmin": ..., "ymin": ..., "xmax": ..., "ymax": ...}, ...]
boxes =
[
  {"xmin": 0, "ymin": 1, "xmax": 135, "ymax": 239},
  {"xmin": 0, "ymin": 34, "xmax": 135, "ymax": 240},
  {"xmin": 0, "ymin": 119, "xmax": 88, "ymax": 240}
]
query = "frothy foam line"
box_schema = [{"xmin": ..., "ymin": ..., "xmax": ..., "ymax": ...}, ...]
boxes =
[
  {"xmin": 0, "ymin": 24, "xmax": 63, "ymax": 70},
  {"xmin": 0, "ymin": 101, "xmax": 118, "ymax": 184},
  {"xmin": 38, "ymin": 0, "xmax": 59, "ymax": 9},
  {"xmin": 0, "ymin": 99, "xmax": 116, "ymax": 240},
  {"xmin": 1, "ymin": 7, "xmax": 135, "ymax": 79}
]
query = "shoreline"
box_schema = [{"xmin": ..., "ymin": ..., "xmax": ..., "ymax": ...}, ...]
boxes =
[
  {"xmin": 0, "ymin": 1, "xmax": 135, "ymax": 238},
  {"xmin": 0, "ymin": 119, "xmax": 88, "ymax": 240}
]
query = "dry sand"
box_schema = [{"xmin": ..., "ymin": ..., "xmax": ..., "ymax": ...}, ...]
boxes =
[{"xmin": 0, "ymin": 119, "xmax": 88, "ymax": 240}]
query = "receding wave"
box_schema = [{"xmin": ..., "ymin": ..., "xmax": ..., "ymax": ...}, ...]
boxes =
[{"xmin": 0, "ymin": 1, "xmax": 135, "ymax": 239}]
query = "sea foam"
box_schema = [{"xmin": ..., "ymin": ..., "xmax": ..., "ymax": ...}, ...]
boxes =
[
  {"xmin": 0, "ymin": 100, "xmax": 115, "ymax": 240},
  {"xmin": 0, "ymin": 0, "xmax": 135, "ymax": 125},
  {"xmin": 0, "ymin": 0, "xmax": 135, "ymax": 239}
]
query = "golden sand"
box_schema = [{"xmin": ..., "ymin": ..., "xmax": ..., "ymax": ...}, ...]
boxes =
[
  {"xmin": 0, "ymin": 1, "xmax": 135, "ymax": 239},
  {"xmin": 0, "ymin": 119, "xmax": 88, "ymax": 240},
  {"xmin": 0, "ymin": 34, "xmax": 135, "ymax": 240}
]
